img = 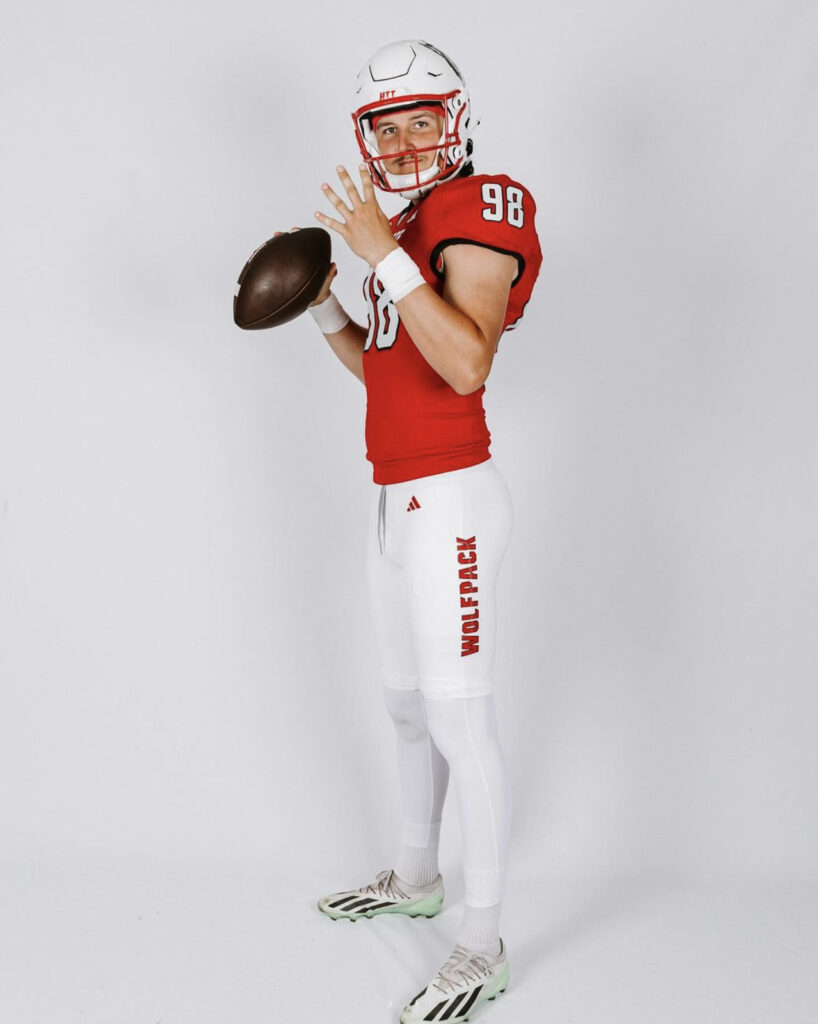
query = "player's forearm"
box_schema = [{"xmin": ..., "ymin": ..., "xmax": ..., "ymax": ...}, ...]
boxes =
[
  {"xmin": 322, "ymin": 320, "xmax": 367, "ymax": 384},
  {"xmin": 395, "ymin": 285, "xmax": 489, "ymax": 395}
]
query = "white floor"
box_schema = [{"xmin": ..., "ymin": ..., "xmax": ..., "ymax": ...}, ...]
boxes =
[{"xmin": 2, "ymin": 862, "xmax": 816, "ymax": 1024}]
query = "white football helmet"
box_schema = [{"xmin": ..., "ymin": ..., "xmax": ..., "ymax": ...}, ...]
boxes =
[{"xmin": 352, "ymin": 40, "xmax": 473, "ymax": 200}]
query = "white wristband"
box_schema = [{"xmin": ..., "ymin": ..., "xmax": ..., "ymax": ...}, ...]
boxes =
[
  {"xmin": 308, "ymin": 292, "xmax": 350, "ymax": 334},
  {"xmin": 375, "ymin": 247, "xmax": 425, "ymax": 303}
]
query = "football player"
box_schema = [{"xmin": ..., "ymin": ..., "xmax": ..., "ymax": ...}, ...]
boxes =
[{"xmin": 307, "ymin": 39, "xmax": 542, "ymax": 1024}]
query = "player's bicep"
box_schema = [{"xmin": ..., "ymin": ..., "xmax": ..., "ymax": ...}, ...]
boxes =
[{"xmin": 441, "ymin": 244, "xmax": 518, "ymax": 350}]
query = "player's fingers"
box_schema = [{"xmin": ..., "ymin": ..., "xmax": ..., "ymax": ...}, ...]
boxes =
[
  {"xmin": 321, "ymin": 182, "xmax": 353, "ymax": 217},
  {"xmin": 359, "ymin": 164, "xmax": 377, "ymax": 200},
  {"xmin": 314, "ymin": 210, "xmax": 348, "ymax": 237},
  {"xmin": 336, "ymin": 165, "xmax": 363, "ymax": 207},
  {"xmin": 289, "ymin": 226, "xmax": 301, "ymax": 232}
]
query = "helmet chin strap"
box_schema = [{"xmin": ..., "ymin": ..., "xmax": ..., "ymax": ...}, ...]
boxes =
[
  {"xmin": 382, "ymin": 137, "xmax": 447, "ymax": 198},
  {"xmin": 384, "ymin": 163, "xmax": 441, "ymax": 194}
]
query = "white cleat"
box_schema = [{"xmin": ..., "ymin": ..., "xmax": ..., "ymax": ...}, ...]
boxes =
[
  {"xmin": 317, "ymin": 869, "xmax": 444, "ymax": 921},
  {"xmin": 400, "ymin": 939, "xmax": 509, "ymax": 1023}
]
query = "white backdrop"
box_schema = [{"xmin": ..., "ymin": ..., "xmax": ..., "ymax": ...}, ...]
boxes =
[{"xmin": 1, "ymin": 1, "xmax": 817, "ymax": 1022}]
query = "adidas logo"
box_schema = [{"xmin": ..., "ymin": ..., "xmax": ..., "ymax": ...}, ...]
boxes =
[{"xmin": 406, "ymin": 496, "xmax": 421, "ymax": 512}]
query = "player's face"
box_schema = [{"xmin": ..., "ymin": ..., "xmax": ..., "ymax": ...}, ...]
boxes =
[{"xmin": 373, "ymin": 108, "xmax": 445, "ymax": 175}]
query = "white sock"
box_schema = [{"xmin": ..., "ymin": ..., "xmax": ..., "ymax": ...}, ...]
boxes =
[
  {"xmin": 395, "ymin": 836, "xmax": 441, "ymax": 888},
  {"xmin": 457, "ymin": 903, "xmax": 503, "ymax": 957}
]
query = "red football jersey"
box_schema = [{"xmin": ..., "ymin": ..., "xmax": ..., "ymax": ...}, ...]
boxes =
[{"xmin": 362, "ymin": 173, "xmax": 542, "ymax": 484}]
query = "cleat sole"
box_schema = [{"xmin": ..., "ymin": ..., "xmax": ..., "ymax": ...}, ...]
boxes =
[{"xmin": 320, "ymin": 903, "xmax": 442, "ymax": 922}]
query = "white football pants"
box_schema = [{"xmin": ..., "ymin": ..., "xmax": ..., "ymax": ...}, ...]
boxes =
[{"xmin": 366, "ymin": 458, "xmax": 514, "ymax": 907}]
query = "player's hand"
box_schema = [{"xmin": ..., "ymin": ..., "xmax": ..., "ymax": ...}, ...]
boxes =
[
  {"xmin": 310, "ymin": 262, "xmax": 338, "ymax": 306},
  {"xmin": 315, "ymin": 165, "xmax": 399, "ymax": 268},
  {"xmin": 273, "ymin": 228, "xmax": 337, "ymax": 306}
]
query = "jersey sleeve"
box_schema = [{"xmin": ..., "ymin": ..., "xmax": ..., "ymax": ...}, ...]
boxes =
[{"xmin": 425, "ymin": 174, "xmax": 543, "ymax": 332}]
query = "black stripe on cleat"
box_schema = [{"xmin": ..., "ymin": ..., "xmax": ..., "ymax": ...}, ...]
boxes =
[
  {"xmin": 424, "ymin": 1001, "xmax": 448, "ymax": 1021},
  {"xmin": 439, "ymin": 990, "xmax": 468, "ymax": 1019},
  {"xmin": 329, "ymin": 895, "xmax": 362, "ymax": 909},
  {"xmin": 408, "ymin": 987, "xmax": 428, "ymax": 1008},
  {"xmin": 364, "ymin": 901, "xmax": 394, "ymax": 912},
  {"xmin": 458, "ymin": 986, "xmax": 483, "ymax": 1017},
  {"xmin": 344, "ymin": 898, "xmax": 377, "ymax": 911}
]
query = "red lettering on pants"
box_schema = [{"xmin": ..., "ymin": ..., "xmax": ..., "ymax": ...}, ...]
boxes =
[{"xmin": 457, "ymin": 537, "xmax": 479, "ymax": 656}]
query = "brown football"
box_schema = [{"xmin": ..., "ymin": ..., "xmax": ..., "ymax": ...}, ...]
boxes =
[{"xmin": 233, "ymin": 227, "xmax": 331, "ymax": 329}]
